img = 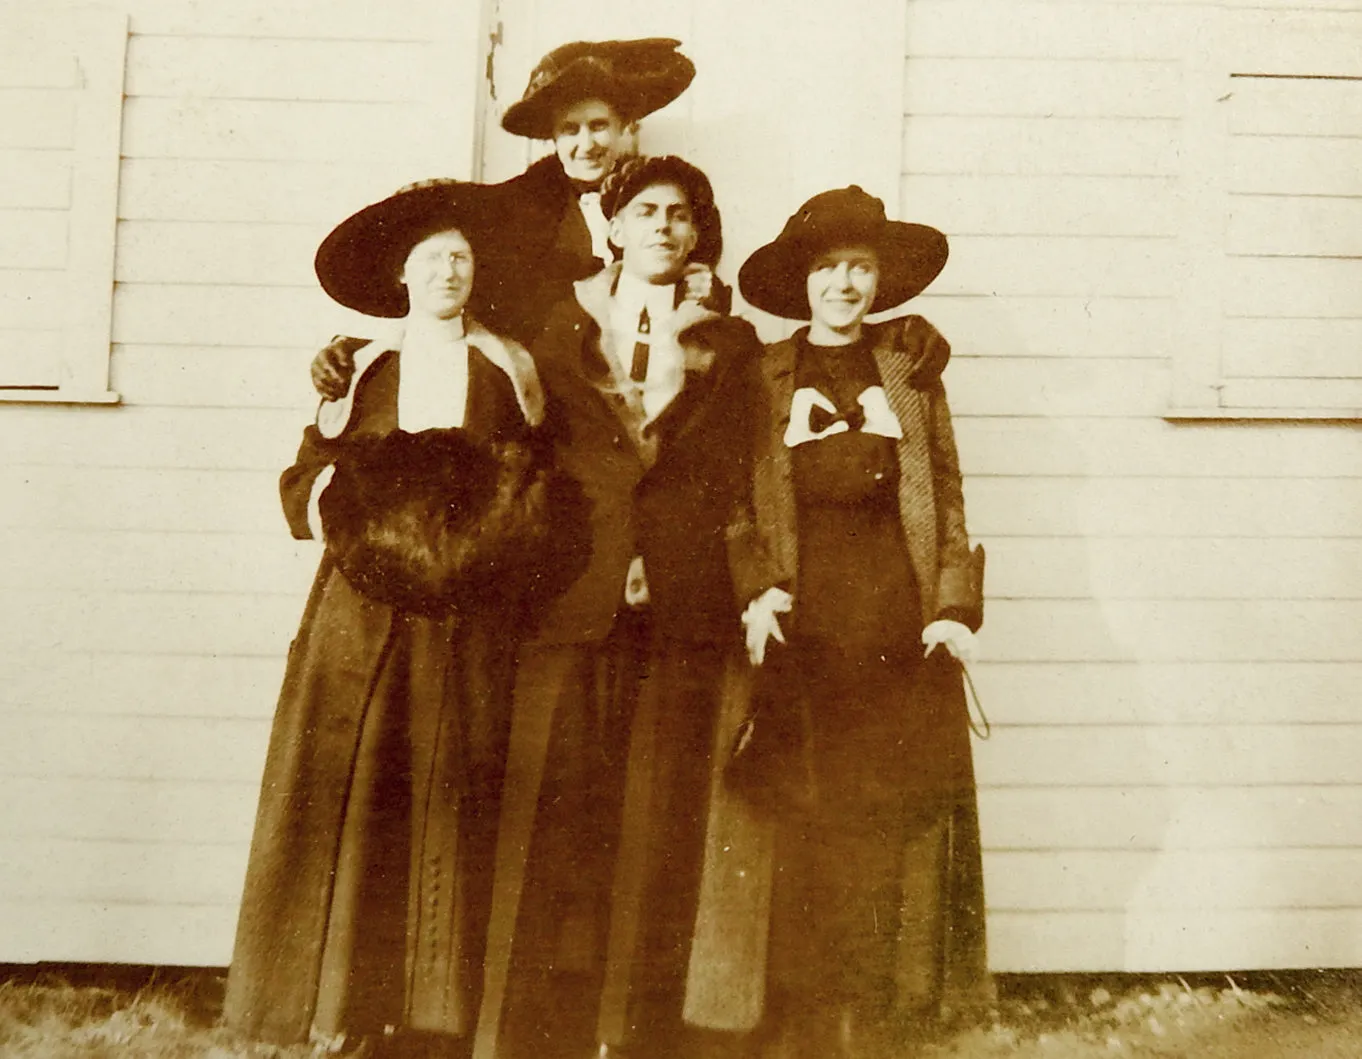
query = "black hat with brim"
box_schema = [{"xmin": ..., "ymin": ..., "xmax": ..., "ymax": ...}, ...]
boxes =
[
  {"xmin": 314, "ymin": 183, "xmax": 493, "ymax": 319},
  {"xmin": 501, "ymin": 38, "xmax": 695, "ymax": 140},
  {"xmin": 600, "ymin": 154, "xmax": 722, "ymax": 268},
  {"xmin": 738, "ymin": 186, "xmax": 948, "ymax": 320}
]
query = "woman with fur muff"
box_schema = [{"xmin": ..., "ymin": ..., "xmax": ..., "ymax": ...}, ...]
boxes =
[
  {"xmin": 727, "ymin": 186, "xmax": 991, "ymax": 1058},
  {"xmin": 223, "ymin": 184, "xmax": 586, "ymax": 1058}
]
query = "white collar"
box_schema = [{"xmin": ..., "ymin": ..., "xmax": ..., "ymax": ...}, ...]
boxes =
[
  {"xmin": 401, "ymin": 312, "xmax": 466, "ymax": 345},
  {"xmin": 315, "ymin": 316, "xmax": 545, "ymax": 438},
  {"xmin": 613, "ymin": 269, "xmax": 676, "ymax": 328}
]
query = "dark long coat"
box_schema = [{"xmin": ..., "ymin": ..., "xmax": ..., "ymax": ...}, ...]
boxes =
[
  {"xmin": 526, "ymin": 263, "xmax": 761, "ymax": 647},
  {"xmin": 473, "ymin": 265, "xmax": 766, "ymax": 1059},
  {"xmin": 728, "ymin": 316, "xmax": 982, "ymax": 626},
  {"xmin": 685, "ymin": 316, "xmax": 992, "ymax": 1028},
  {"xmin": 224, "ymin": 334, "xmax": 544, "ymax": 1047},
  {"xmin": 473, "ymin": 156, "xmax": 602, "ymax": 349}
]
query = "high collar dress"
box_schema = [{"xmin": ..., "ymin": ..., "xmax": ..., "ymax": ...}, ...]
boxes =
[{"xmin": 224, "ymin": 344, "xmax": 534, "ymax": 1050}]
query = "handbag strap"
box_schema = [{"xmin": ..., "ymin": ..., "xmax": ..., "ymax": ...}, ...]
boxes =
[{"xmin": 961, "ymin": 663, "xmax": 991, "ymax": 740}]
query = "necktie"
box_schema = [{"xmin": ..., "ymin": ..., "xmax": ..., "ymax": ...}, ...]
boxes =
[{"xmin": 630, "ymin": 307, "xmax": 650, "ymax": 383}]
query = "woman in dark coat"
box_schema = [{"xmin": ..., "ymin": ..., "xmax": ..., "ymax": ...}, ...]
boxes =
[
  {"xmin": 729, "ymin": 187, "xmax": 991, "ymax": 1059},
  {"xmin": 223, "ymin": 184, "xmax": 578, "ymax": 1058}
]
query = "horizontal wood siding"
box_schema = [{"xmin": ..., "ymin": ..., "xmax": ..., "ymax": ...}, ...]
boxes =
[
  {"xmin": 0, "ymin": 0, "xmax": 483, "ymax": 964},
  {"xmin": 904, "ymin": 0, "xmax": 1362, "ymax": 972}
]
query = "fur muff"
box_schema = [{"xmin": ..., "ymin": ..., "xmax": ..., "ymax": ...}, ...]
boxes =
[{"xmin": 319, "ymin": 429, "xmax": 591, "ymax": 621}]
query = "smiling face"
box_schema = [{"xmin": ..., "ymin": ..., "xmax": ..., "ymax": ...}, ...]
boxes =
[
  {"xmin": 609, "ymin": 181, "xmax": 699, "ymax": 285},
  {"xmin": 551, "ymin": 97, "xmax": 630, "ymax": 186},
  {"xmin": 806, "ymin": 244, "xmax": 880, "ymax": 340},
  {"xmin": 400, "ymin": 228, "xmax": 474, "ymax": 320}
]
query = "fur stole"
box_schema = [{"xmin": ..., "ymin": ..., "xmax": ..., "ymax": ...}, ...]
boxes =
[{"xmin": 319, "ymin": 428, "xmax": 590, "ymax": 621}]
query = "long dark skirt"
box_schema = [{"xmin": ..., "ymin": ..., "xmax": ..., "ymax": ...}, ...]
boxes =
[
  {"xmin": 765, "ymin": 645, "xmax": 989, "ymax": 1035},
  {"xmin": 480, "ymin": 620, "xmax": 732, "ymax": 1059},
  {"xmin": 225, "ymin": 565, "xmax": 514, "ymax": 1047},
  {"xmin": 483, "ymin": 619, "xmax": 645, "ymax": 1059}
]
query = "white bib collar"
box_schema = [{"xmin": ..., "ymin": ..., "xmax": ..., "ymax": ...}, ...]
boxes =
[{"xmin": 397, "ymin": 314, "xmax": 469, "ymax": 432}]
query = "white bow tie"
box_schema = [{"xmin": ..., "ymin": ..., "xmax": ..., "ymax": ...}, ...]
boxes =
[{"xmin": 783, "ymin": 385, "xmax": 904, "ymax": 448}]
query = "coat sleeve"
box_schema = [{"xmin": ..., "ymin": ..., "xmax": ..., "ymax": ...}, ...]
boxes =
[
  {"xmin": 279, "ymin": 423, "xmax": 343, "ymax": 540},
  {"xmin": 927, "ymin": 379, "xmax": 985, "ymax": 631},
  {"xmin": 724, "ymin": 333, "xmax": 788, "ymax": 609}
]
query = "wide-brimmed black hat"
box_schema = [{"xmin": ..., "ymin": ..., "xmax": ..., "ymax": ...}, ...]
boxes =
[
  {"xmin": 600, "ymin": 154, "xmax": 722, "ymax": 267},
  {"xmin": 738, "ymin": 186, "xmax": 948, "ymax": 320},
  {"xmin": 501, "ymin": 38, "xmax": 695, "ymax": 141},
  {"xmin": 314, "ymin": 183, "xmax": 493, "ymax": 318}
]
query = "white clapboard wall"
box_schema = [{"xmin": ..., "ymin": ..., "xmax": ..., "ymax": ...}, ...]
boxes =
[
  {"xmin": 903, "ymin": 0, "xmax": 1362, "ymax": 970},
  {"xmin": 0, "ymin": 0, "xmax": 483, "ymax": 964}
]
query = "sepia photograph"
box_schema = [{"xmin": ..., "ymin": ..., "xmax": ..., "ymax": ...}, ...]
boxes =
[{"xmin": 1, "ymin": 0, "xmax": 1361, "ymax": 1056}]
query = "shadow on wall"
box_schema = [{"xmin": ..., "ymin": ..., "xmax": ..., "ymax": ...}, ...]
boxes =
[{"xmin": 937, "ymin": 291, "xmax": 1181, "ymax": 974}]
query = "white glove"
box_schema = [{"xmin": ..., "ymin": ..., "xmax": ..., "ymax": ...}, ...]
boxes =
[
  {"xmin": 681, "ymin": 262, "xmax": 716, "ymax": 304},
  {"xmin": 922, "ymin": 619, "xmax": 978, "ymax": 664},
  {"xmin": 742, "ymin": 587, "xmax": 792, "ymax": 665}
]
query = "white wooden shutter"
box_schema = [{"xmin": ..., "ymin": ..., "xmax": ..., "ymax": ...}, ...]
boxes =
[
  {"xmin": 0, "ymin": 6, "xmax": 125, "ymax": 402},
  {"xmin": 1172, "ymin": 6, "xmax": 1362, "ymax": 419}
]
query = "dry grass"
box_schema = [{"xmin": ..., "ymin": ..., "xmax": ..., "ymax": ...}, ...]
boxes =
[
  {"xmin": 921, "ymin": 975, "xmax": 1284, "ymax": 1058},
  {"xmin": 0, "ymin": 971, "xmax": 307, "ymax": 1059},
  {"xmin": 0, "ymin": 968, "xmax": 1358, "ymax": 1058}
]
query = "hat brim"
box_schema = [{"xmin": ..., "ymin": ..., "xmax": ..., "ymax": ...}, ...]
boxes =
[
  {"xmin": 501, "ymin": 61, "xmax": 694, "ymax": 140},
  {"xmin": 314, "ymin": 185, "xmax": 492, "ymax": 318},
  {"xmin": 737, "ymin": 221, "xmax": 948, "ymax": 320}
]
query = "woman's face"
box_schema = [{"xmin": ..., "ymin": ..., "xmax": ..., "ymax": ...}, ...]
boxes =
[
  {"xmin": 551, "ymin": 98, "xmax": 630, "ymax": 186},
  {"xmin": 401, "ymin": 229, "xmax": 474, "ymax": 320},
  {"xmin": 806, "ymin": 244, "xmax": 879, "ymax": 332}
]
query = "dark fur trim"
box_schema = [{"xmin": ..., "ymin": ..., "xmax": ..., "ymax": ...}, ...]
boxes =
[{"xmin": 319, "ymin": 429, "xmax": 591, "ymax": 620}]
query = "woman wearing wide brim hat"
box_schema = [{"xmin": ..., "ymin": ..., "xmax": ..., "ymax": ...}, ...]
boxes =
[
  {"xmin": 224, "ymin": 182, "xmax": 588, "ymax": 1058},
  {"xmin": 716, "ymin": 186, "xmax": 991, "ymax": 1057},
  {"xmin": 500, "ymin": 37, "xmax": 695, "ymax": 141},
  {"xmin": 737, "ymin": 184, "xmax": 949, "ymax": 321},
  {"xmin": 311, "ymin": 182, "xmax": 497, "ymax": 319}
]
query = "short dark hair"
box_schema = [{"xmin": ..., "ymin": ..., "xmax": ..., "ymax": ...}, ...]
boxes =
[{"xmin": 600, "ymin": 155, "xmax": 722, "ymax": 267}]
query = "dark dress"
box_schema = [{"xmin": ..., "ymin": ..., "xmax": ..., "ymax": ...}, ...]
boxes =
[
  {"xmin": 225, "ymin": 348, "xmax": 532, "ymax": 1049},
  {"xmin": 766, "ymin": 334, "xmax": 978, "ymax": 1030}
]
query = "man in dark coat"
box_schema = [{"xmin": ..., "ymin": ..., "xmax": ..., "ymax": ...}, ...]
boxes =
[
  {"xmin": 472, "ymin": 156, "xmax": 762, "ymax": 1059},
  {"xmin": 312, "ymin": 38, "xmax": 721, "ymax": 395}
]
